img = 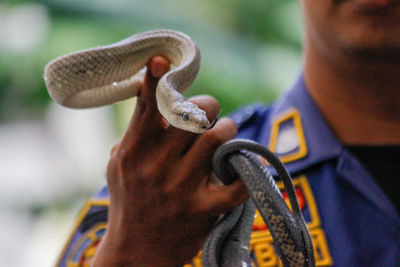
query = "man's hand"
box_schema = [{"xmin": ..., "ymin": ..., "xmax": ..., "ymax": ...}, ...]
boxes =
[{"xmin": 92, "ymin": 56, "xmax": 249, "ymax": 266}]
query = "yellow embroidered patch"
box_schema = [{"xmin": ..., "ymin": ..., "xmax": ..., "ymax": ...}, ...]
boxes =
[
  {"xmin": 268, "ymin": 108, "xmax": 307, "ymax": 163},
  {"xmin": 66, "ymin": 223, "xmax": 106, "ymax": 267},
  {"xmin": 56, "ymin": 199, "xmax": 109, "ymax": 267}
]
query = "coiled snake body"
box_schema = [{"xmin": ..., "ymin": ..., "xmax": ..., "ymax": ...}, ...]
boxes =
[
  {"xmin": 44, "ymin": 30, "xmax": 315, "ymax": 267},
  {"xmin": 206, "ymin": 139, "xmax": 315, "ymax": 267}
]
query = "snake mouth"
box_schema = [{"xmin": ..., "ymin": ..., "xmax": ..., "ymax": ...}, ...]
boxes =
[{"xmin": 203, "ymin": 116, "xmax": 219, "ymax": 130}]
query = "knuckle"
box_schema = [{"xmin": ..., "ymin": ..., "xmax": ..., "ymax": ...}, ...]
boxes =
[
  {"xmin": 217, "ymin": 192, "xmax": 234, "ymax": 207},
  {"xmin": 109, "ymin": 144, "xmax": 170, "ymax": 181},
  {"xmin": 110, "ymin": 143, "xmax": 120, "ymax": 156},
  {"xmin": 229, "ymin": 192, "xmax": 243, "ymax": 207},
  {"xmin": 189, "ymin": 191, "xmax": 224, "ymax": 216},
  {"xmin": 230, "ymin": 189, "xmax": 249, "ymax": 207},
  {"xmin": 107, "ymin": 146, "xmax": 125, "ymax": 167},
  {"xmin": 107, "ymin": 147, "xmax": 137, "ymax": 181},
  {"xmin": 187, "ymin": 198, "xmax": 208, "ymax": 216},
  {"xmin": 106, "ymin": 156, "xmax": 118, "ymax": 180},
  {"xmin": 209, "ymin": 184, "xmax": 248, "ymax": 212},
  {"xmin": 106, "ymin": 149, "xmax": 127, "ymax": 178},
  {"xmin": 162, "ymin": 182, "xmax": 178, "ymax": 196},
  {"xmin": 221, "ymin": 118, "xmax": 238, "ymax": 135},
  {"xmin": 116, "ymin": 148, "xmax": 131, "ymax": 169},
  {"xmin": 140, "ymin": 164, "xmax": 161, "ymax": 180}
]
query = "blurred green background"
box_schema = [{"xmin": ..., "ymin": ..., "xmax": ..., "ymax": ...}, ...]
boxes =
[{"xmin": 0, "ymin": 0, "xmax": 303, "ymax": 266}]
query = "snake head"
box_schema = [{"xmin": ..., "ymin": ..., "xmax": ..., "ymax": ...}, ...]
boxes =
[{"xmin": 170, "ymin": 101, "xmax": 210, "ymax": 133}]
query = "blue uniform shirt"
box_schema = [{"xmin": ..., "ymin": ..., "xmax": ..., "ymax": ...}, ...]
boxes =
[{"xmin": 56, "ymin": 76, "xmax": 400, "ymax": 267}]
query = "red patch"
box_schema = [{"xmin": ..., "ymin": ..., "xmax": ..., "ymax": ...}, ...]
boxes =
[{"xmin": 282, "ymin": 187, "xmax": 306, "ymax": 211}]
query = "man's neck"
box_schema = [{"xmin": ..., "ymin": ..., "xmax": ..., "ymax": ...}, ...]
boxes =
[{"xmin": 303, "ymin": 41, "xmax": 400, "ymax": 145}]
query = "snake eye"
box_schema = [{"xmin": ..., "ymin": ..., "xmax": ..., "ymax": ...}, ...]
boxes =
[{"xmin": 182, "ymin": 112, "xmax": 189, "ymax": 121}]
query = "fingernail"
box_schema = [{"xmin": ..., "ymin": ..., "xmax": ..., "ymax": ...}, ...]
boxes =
[{"xmin": 150, "ymin": 57, "xmax": 170, "ymax": 78}]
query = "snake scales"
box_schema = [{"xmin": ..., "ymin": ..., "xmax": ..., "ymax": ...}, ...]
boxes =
[{"xmin": 44, "ymin": 30, "xmax": 315, "ymax": 267}]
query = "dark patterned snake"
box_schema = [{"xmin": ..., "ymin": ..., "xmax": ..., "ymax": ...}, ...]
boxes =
[
  {"xmin": 205, "ymin": 139, "xmax": 315, "ymax": 267},
  {"xmin": 43, "ymin": 30, "xmax": 315, "ymax": 267}
]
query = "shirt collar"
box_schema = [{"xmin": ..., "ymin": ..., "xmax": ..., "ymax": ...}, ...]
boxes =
[{"xmin": 259, "ymin": 75, "xmax": 399, "ymax": 221}]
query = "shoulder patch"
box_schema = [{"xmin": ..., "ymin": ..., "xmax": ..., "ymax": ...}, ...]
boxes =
[
  {"xmin": 268, "ymin": 108, "xmax": 307, "ymax": 163},
  {"xmin": 56, "ymin": 199, "xmax": 109, "ymax": 267},
  {"xmin": 66, "ymin": 223, "xmax": 106, "ymax": 267}
]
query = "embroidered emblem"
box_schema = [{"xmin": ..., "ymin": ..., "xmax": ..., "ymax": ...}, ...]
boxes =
[
  {"xmin": 56, "ymin": 199, "xmax": 109, "ymax": 267},
  {"xmin": 66, "ymin": 223, "xmax": 106, "ymax": 267},
  {"xmin": 268, "ymin": 109, "xmax": 307, "ymax": 163}
]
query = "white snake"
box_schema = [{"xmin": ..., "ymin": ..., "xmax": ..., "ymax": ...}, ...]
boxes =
[{"xmin": 44, "ymin": 29, "xmax": 210, "ymax": 133}]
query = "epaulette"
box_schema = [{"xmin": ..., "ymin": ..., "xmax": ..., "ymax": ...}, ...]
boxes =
[{"xmin": 56, "ymin": 198, "xmax": 109, "ymax": 266}]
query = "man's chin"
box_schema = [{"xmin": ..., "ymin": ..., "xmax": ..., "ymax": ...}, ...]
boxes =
[
  {"xmin": 341, "ymin": 43, "xmax": 400, "ymax": 65},
  {"xmin": 346, "ymin": 0, "xmax": 400, "ymax": 18}
]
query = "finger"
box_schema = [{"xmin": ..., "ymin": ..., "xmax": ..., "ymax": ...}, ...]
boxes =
[
  {"xmin": 138, "ymin": 56, "xmax": 171, "ymax": 107},
  {"xmin": 206, "ymin": 178, "xmax": 250, "ymax": 215},
  {"xmin": 174, "ymin": 117, "xmax": 237, "ymax": 187},
  {"xmin": 161, "ymin": 117, "xmax": 236, "ymax": 191},
  {"xmin": 161, "ymin": 95, "xmax": 220, "ymax": 157},
  {"xmin": 136, "ymin": 55, "xmax": 170, "ymax": 122},
  {"xmin": 184, "ymin": 117, "xmax": 237, "ymax": 170},
  {"xmin": 121, "ymin": 56, "xmax": 170, "ymax": 147}
]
